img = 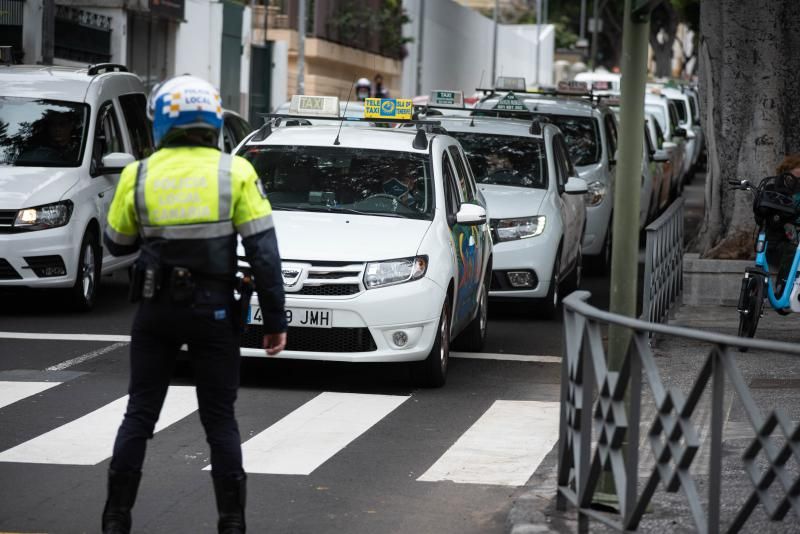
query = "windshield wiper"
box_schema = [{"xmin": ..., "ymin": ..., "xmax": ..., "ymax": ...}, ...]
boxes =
[{"xmin": 328, "ymin": 207, "xmax": 406, "ymax": 218}]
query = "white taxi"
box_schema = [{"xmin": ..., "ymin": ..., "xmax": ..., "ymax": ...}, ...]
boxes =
[
  {"xmin": 425, "ymin": 91, "xmax": 587, "ymax": 318},
  {"xmin": 236, "ymin": 96, "xmax": 493, "ymax": 387}
]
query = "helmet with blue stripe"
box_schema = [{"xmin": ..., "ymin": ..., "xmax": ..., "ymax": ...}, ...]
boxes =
[{"xmin": 147, "ymin": 75, "xmax": 223, "ymax": 146}]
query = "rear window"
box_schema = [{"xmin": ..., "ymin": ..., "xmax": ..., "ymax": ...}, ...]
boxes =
[
  {"xmin": 0, "ymin": 97, "xmax": 89, "ymax": 167},
  {"xmin": 242, "ymin": 145, "xmax": 434, "ymax": 220},
  {"xmin": 448, "ymin": 132, "xmax": 548, "ymax": 189}
]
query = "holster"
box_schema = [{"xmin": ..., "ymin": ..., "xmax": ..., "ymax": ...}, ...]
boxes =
[
  {"xmin": 169, "ymin": 266, "xmax": 195, "ymax": 304},
  {"xmin": 236, "ymin": 275, "xmax": 255, "ymax": 332},
  {"xmin": 128, "ymin": 263, "xmax": 161, "ymax": 303}
]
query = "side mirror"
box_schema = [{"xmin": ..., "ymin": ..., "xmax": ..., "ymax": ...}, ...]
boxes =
[
  {"xmin": 97, "ymin": 152, "xmax": 135, "ymax": 175},
  {"xmin": 564, "ymin": 176, "xmax": 589, "ymax": 195},
  {"xmin": 673, "ymin": 127, "xmax": 687, "ymax": 138},
  {"xmin": 455, "ymin": 203, "xmax": 487, "ymax": 226},
  {"xmin": 652, "ymin": 149, "xmax": 670, "ymax": 163}
]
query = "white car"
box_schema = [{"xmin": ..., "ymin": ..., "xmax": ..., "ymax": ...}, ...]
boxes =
[
  {"xmin": 235, "ymin": 97, "xmax": 493, "ymax": 387},
  {"xmin": 475, "ymin": 89, "xmax": 619, "ymax": 274},
  {"xmin": 659, "ymin": 86, "xmax": 701, "ymax": 179},
  {"xmin": 0, "ymin": 64, "xmax": 151, "ymax": 309},
  {"xmin": 645, "ymin": 92, "xmax": 688, "ymax": 197},
  {"xmin": 435, "ymin": 114, "xmax": 587, "ymax": 318}
]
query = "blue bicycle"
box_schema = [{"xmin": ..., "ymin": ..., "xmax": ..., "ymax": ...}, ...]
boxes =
[{"xmin": 732, "ymin": 175, "xmax": 800, "ymax": 345}]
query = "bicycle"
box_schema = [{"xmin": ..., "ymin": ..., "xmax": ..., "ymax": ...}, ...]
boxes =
[{"xmin": 731, "ymin": 175, "xmax": 800, "ymax": 347}]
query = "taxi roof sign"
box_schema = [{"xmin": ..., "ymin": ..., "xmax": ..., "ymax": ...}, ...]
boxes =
[
  {"xmin": 556, "ymin": 81, "xmax": 591, "ymax": 95},
  {"xmin": 495, "ymin": 77, "xmax": 526, "ymax": 91},
  {"xmin": 492, "ymin": 92, "xmax": 528, "ymax": 112},
  {"xmin": 289, "ymin": 95, "xmax": 340, "ymax": 117},
  {"xmin": 429, "ymin": 90, "xmax": 464, "ymax": 108},
  {"xmin": 364, "ymin": 98, "xmax": 413, "ymax": 120}
]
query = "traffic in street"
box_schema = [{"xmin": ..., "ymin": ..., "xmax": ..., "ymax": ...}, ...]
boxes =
[{"xmin": 0, "ymin": 272, "xmax": 609, "ymax": 533}]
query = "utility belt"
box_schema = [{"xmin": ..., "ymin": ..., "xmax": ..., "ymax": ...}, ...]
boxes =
[
  {"xmin": 129, "ymin": 264, "xmax": 237, "ymax": 303},
  {"xmin": 129, "ymin": 263, "xmax": 255, "ymax": 330}
]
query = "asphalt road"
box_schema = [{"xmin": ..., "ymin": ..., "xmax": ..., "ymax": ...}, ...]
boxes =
[{"xmin": 0, "ymin": 272, "xmax": 610, "ymax": 534}]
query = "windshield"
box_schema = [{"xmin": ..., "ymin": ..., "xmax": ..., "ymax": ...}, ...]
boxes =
[
  {"xmin": 541, "ymin": 114, "xmax": 601, "ymax": 166},
  {"xmin": 448, "ymin": 132, "xmax": 547, "ymax": 189},
  {"xmin": 0, "ymin": 97, "xmax": 89, "ymax": 167},
  {"xmin": 646, "ymin": 104, "xmax": 668, "ymax": 134},
  {"xmin": 242, "ymin": 146, "xmax": 434, "ymax": 220},
  {"xmin": 670, "ymin": 99, "xmax": 688, "ymax": 124}
]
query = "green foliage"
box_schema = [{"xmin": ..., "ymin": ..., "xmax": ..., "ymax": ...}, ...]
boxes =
[
  {"xmin": 671, "ymin": 0, "xmax": 699, "ymax": 30},
  {"xmin": 325, "ymin": 0, "xmax": 412, "ymax": 59}
]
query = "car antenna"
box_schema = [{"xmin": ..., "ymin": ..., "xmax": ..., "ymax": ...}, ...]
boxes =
[
  {"xmin": 334, "ymin": 78, "xmax": 356, "ymax": 146},
  {"xmin": 470, "ymin": 70, "xmax": 485, "ymax": 128}
]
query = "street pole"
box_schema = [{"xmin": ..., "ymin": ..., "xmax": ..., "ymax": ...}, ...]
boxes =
[
  {"xmin": 490, "ymin": 0, "xmax": 498, "ymax": 84},
  {"xmin": 590, "ymin": 0, "xmax": 599, "ymax": 70},
  {"xmin": 41, "ymin": 0, "xmax": 55, "ymax": 65},
  {"xmin": 596, "ymin": 0, "xmax": 651, "ymax": 508},
  {"xmin": 534, "ymin": 0, "xmax": 541, "ymax": 87},
  {"xmin": 296, "ymin": 0, "xmax": 306, "ymax": 95},
  {"xmin": 415, "ymin": 0, "xmax": 425, "ymax": 96},
  {"xmin": 580, "ymin": 0, "xmax": 587, "ymax": 40}
]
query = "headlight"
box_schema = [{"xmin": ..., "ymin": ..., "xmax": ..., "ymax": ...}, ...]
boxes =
[
  {"xmin": 364, "ymin": 256, "xmax": 428, "ymax": 289},
  {"xmin": 495, "ymin": 216, "xmax": 546, "ymax": 242},
  {"xmin": 584, "ymin": 181, "xmax": 607, "ymax": 206},
  {"xmin": 14, "ymin": 201, "xmax": 73, "ymax": 231}
]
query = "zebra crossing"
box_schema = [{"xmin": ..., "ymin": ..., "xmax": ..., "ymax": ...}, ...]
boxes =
[{"xmin": 0, "ymin": 377, "xmax": 562, "ymax": 487}]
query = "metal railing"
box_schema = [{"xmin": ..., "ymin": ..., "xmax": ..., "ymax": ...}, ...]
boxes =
[
  {"xmin": 641, "ymin": 197, "xmax": 684, "ymax": 325},
  {"xmin": 557, "ymin": 291, "xmax": 800, "ymax": 533}
]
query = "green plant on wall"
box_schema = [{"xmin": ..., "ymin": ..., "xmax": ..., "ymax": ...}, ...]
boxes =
[{"xmin": 325, "ymin": 0, "xmax": 412, "ymax": 59}]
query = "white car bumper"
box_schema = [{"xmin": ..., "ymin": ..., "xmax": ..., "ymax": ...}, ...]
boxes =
[
  {"xmin": 488, "ymin": 235, "xmax": 559, "ymax": 299},
  {"xmin": 0, "ymin": 225, "xmax": 79, "ymax": 288},
  {"xmin": 239, "ymin": 277, "xmax": 447, "ymax": 362}
]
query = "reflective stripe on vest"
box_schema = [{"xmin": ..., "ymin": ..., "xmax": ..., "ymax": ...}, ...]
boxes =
[{"xmin": 135, "ymin": 152, "xmax": 234, "ymax": 239}]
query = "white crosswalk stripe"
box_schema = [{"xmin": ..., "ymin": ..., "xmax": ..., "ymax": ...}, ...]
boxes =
[
  {"xmin": 0, "ymin": 381, "xmax": 61, "ymax": 410},
  {"xmin": 0, "ymin": 386, "xmax": 198, "ymax": 465},
  {"xmin": 0, "ymin": 380, "xmax": 561, "ymax": 486},
  {"xmin": 418, "ymin": 400, "xmax": 561, "ymax": 486},
  {"xmin": 229, "ymin": 392, "xmax": 409, "ymax": 475}
]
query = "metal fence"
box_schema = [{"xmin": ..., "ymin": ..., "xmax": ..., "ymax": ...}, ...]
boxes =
[
  {"xmin": 557, "ymin": 291, "xmax": 800, "ymax": 533},
  {"xmin": 641, "ymin": 197, "xmax": 684, "ymax": 325}
]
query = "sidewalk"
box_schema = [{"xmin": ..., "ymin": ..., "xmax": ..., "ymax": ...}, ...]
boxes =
[{"xmin": 506, "ymin": 178, "xmax": 800, "ymax": 533}]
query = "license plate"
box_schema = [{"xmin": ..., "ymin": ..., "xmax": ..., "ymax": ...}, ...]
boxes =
[{"xmin": 248, "ymin": 306, "xmax": 333, "ymax": 328}]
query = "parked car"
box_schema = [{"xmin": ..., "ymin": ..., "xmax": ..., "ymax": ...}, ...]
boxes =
[
  {"xmin": 434, "ymin": 113, "xmax": 587, "ymax": 318},
  {"xmin": 235, "ymin": 96, "xmax": 493, "ymax": 387},
  {"xmin": 475, "ymin": 88, "xmax": 619, "ymax": 274},
  {"xmin": 645, "ymin": 92, "xmax": 688, "ymax": 197},
  {"xmin": 0, "ymin": 64, "xmax": 152, "ymax": 309},
  {"xmin": 220, "ymin": 109, "xmax": 253, "ymax": 153}
]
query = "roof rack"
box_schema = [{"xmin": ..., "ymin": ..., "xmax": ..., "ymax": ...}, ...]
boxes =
[
  {"xmin": 252, "ymin": 113, "xmax": 443, "ymax": 149},
  {"xmin": 87, "ymin": 63, "xmax": 128, "ymax": 75},
  {"xmin": 464, "ymin": 109, "xmax": 551, "ymax": 135}
]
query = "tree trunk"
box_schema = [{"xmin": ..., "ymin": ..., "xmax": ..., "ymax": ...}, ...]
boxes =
[{"xmin": 695, "ymin": 0, "xmax": 800, "ymax": 259}]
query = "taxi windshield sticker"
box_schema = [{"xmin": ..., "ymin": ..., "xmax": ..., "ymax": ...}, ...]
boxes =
[
  {"xmin": 492, "ymin": 92, "xmax": 527, "ymax": 112},
  {"xmin": 365, "ymin": 98, "xmax": 413, "ymax": 120}
]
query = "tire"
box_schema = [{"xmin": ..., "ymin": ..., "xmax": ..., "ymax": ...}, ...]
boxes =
[
  {"xmin": 737, "ymin": 275, "xmax": 764, "ymax": 351},
  {"xmin": 562, "ymin": 248, "xmax": 582, "ymax": 296},
  {"xmin": 412, "ymin": 300, "xmax": 451, "ymax": 388},
  {"xmin": 454, "ymin": 280, "xmax": 488, "ymax": 352},
  {"xmin": 587, "ymin": 226, "xmax": 611, "ymax": 276},
  {"xmin": 537, "ymin": 254, "xmax": 561, "ymax": 320},
  {"xmin": 70, "ymin": 229, "xmax": 101, "ymax": 311}
]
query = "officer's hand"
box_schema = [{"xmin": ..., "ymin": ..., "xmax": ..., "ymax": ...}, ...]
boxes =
[{"xmin": 263, "ymin": 332, "xmax": 287, "ymax": 356}]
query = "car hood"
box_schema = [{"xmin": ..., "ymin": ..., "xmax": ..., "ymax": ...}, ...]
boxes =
[
  {"xmin": 0, "ymin": 166, "xmax": 80, "ymax": 209},
  {"xmin": 238, "ymin": 211, "xmax": 433, "ymax": 263},
  {"xmin": 477, "ymin": 184, "xmax": 547, "ymax": 219}
]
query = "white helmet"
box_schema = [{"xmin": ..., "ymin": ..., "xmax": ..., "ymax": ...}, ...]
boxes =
[{"xmin": 355, "ymin": 77, "xmax": 371, "ymax": 101}]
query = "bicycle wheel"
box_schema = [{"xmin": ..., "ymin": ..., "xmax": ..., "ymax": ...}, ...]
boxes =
[{"xmin": 737, "ymin": 275, "xmax": 764, "ymax": 346}]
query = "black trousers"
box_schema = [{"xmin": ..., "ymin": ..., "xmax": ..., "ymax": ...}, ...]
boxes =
[{"xmin": 110, "ymin": 289, "xmax": 244, "ymax": 479}]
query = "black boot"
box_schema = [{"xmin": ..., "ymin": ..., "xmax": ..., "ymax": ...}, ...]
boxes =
[
  {"xmin": 101, "ymin": 470, "xmax": 141, "ymax": 534},
  {"xmin": 213, "ymin": 475, "xmax": 247, "ymax": 534}
]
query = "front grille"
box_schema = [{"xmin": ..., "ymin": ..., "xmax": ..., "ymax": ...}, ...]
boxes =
[
  {"xmin": 24, "ymin": 255, "xmax": 67, "ymax": 277},
  {"xmin": 306, "ymin": 271, "xmax": 360, "ymax": 280},
  {"xmin": 294, "ymin": 284, "xmax": 361, "ymax": 296},
  {"xmin": 241, "ymin": 325, "xmax": 377, "ymax": 353},
  {"xmin": 0, "ymin": 210, "xmax": 16, "ymax": 234},
  {"xmin": 0, "ymin": 259, "xmax": 21, "ymax": 280}
]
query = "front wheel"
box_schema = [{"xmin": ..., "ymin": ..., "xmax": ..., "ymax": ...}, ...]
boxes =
[
  {"xmin": 737, "ymin": 274, "xmax": 764, "ymax": 350},
  {"xmin": 70, "ymin": 229, "xmax": 100, "ymax": 311},
  {"xmin": 411, "ymin": 300, "xmax": 451, "ymax": 388}
]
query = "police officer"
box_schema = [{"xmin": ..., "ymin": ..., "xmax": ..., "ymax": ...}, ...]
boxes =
[{"xmin": 101, "ymin": 75, "xmax": 287, "ymax": 534}]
